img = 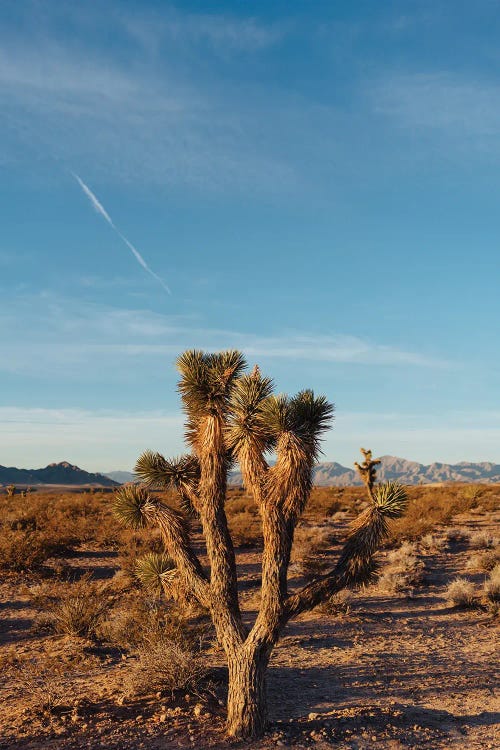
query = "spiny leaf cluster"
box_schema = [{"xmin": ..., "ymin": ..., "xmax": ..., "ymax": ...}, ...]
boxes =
[
  {"xmin": 134, "ymin": 452, "xmax": 200, "ymax": 515},
  {"xmin": 337, "ymin": 478, "xmax": 408, "ymax": 585},
  {"xmin": 176, "ymin": 350, "xmax": 334, "ymax": 461},
  {"xmin": 135, "ymin": 552, "xmax": 177, "ymax": 598},
  {"xmin": 113, "ymin": 484, "xmax": 154, "ymax": 530}
]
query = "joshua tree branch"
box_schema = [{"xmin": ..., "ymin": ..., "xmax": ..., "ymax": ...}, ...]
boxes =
[
  {"xmin": 198, "ymin": 415, "xmax": 246, "ymax": 646},
  {"xmin": 283, "ymin": 477, "xmax": 408, "ymax": 623},
  {"xmin": 153, "ymin": 503, "xmax": 211, "ymax": 609}
]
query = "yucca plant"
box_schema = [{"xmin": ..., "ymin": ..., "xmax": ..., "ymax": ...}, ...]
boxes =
[
  {"xmin": 134, "ymin": 552, "xmax": 177, "ymax": 599},
  {"xmin": 113, "ymin": 350, "xmax": 408, "ymax": 739}
]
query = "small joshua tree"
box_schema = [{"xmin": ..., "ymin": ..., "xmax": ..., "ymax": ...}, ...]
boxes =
[{"xmin": 114, "ymin": 351, "xmax": 407, "ymax": 739}]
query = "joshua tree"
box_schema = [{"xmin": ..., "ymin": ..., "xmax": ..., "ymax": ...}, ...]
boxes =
[{"xmin": 113, "ymin": 350, "xmax": 407, "ymax": 739}]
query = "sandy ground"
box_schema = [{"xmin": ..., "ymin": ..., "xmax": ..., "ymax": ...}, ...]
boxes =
[{"xmin": 0, "ymin": 508, "xmax": 498, "ymax": 749}]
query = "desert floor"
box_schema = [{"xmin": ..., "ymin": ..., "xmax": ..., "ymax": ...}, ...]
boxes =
[{"xmin": 0, "ymin": 488, "xmax": 498, "ymax": 749}]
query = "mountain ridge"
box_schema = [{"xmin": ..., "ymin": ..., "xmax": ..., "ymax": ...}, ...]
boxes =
[
  {"xmin": 0, "ymin": 462, "xmax": 118, "ymax": 487},
  {"xmin": 2, "ymin": 457, "xmax": 499, "ymax": 488},
  {"xmin": 105, "ymin": 457, "xmax": 500, "ymax": 486}
]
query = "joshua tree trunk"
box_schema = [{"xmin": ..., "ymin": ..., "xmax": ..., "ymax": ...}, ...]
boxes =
[{"xmin": 226, "ymin": 643, "xmax": 270, "ymax": 738}]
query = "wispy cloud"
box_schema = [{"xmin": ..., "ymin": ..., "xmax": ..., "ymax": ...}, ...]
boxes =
[
  {"xmin": 72, "ymin": 173, "xmax": 171, "ymax": 294},
  {"xmin": 0, "ymin": 294, "xmax": 450, "ymax": 377},
  {"xmin": 0, "ymin": 406, "xmax": 184, "ymax": 472},
  {"xmin": 374, "ymin": 73, "xmax": 500, "ymax": 149},
  {"xmin": 0, "ymin": 7, "xmax": 297, "ymax": 192},
  {"xmin": 118, "ymin": 8, "xmax": 286, "ymax": 53},
  {"xmin": 2, "ymin": 406, "xmax": 498, "ymax": 471}
]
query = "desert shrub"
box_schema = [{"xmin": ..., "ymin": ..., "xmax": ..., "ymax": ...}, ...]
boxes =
[
  {"xmin": 445, "ymin": 578, "xmax": 476, "ymax": 608},
  {"xmin": 103, "ymin": 595, "xmax": 162, "ymax": 648},
  {"xmin": 0, "ymin": 491, "xmax": 123, "ymax": 574},
  {"xmin": 484, "ymin": 564, "xmax": 500, "ymax": 603},
  {"xmin": 18, "ymin": 663, "xmax": 67, "ymax": 714},
  {"xmin": 377, "ymin": 542, "xmax": 425, "ymax": 594},
  {"xmin": 469, "ymin": 530, "xmax": 495, "ymax": 550},
  {"xmin": 307, "ymin": 487, "xmax": 351, "ymax": 517},
  {"xmin": 318, "ymin": 589, "xmax": 352, "ymax": 616},
  {"xmin": 460, "ymin": 485, "xmax": 484, "ymax": 503},
  {"xmin": 292, "ymin": 523, "xmax": 334, "ymax": 578},
  {"xmin": 0, "ymin": 528, "xmax": 62, "ymax": 572},
  {"xmin": 126, "ymin": 635, "xmax": 208, "ymax": 698},
  {"xmin": 419, "ymin": 533, "xmax": 446, "ymax": 553},
  {"xmin": 34, "ymin": 574, "xmax": 112, "ymax": 638},
  {"xmin": 117, "ymin": 530, "xmax": 164, "ymax": 580},
  {"xmin": 103, "ymin": 591, "xmax": 211, "ymax": 652},
  {"xmin": 466, "ymin": 548, "xmax": 500, "ymax": 572}
]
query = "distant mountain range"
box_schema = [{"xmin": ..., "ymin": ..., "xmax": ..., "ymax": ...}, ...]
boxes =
[
  {"xmin": 0, "ymin": 462, "xmax": 118, "ymax": 487},
  {"xmin": 310, "ymin": 456, "xmax": 500, "ymax": 486},
  {"xmin": 105, "ymin": 456, "xmax": 500, "ymax": 486},
  {"xmin": 2, "ymin": 457, "xmax": 499, "ymax": 489}
]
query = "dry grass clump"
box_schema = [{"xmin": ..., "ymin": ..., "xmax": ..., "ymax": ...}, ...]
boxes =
[
  {"xmin": 53, "ymin": 592, "xmax": 109, "ymax": 638},
  {"xmin": 445, "ymin": 577, "xmax": 476, "ymax": 608},
  {"xmin": 419, "ymin": 533, "xmax": 446, "ymax": 553},
  {"xmin": 484, "ymin": 564, "xmax": 500, "ymax": 604},
  {"xmin": 318, "ymin": 589, "xmax": 352, "ymax": 616},
  {"xmin": 28, "ymin": 574, "xmax": 112, "ymax": 638},
  {"xmin": 125, "ymin": 635, "xmax": 208, "ymax": 698},
  {"xmin": 377, "ymin": 542, "xmax": 426, "ymax": 595},
  {"xmin": 18, "ymin": 662, "xmax": 67, "ymax": 714},
  {"xmin": 468, "ymin": 530, "xmax": 496, "ymax": 550},
  {"xmin": 292, "ymin": 523, "xmax": 334, "ymax": 579},
  {"xmin": 466, "ymin": 548, "xmax": 500, "ymax": 572}
]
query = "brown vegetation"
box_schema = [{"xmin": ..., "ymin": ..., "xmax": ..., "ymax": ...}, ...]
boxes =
[{"xmin": 0, "ymin": 476, "xmax": 499, "ymax": 748}]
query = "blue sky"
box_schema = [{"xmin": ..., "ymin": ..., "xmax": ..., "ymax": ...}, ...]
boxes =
[{"xmin": 1, "ymin": 0, "xmax": 499, "ymax": 471}]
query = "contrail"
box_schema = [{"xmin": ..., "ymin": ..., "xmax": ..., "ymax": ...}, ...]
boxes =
[{"xmin": 72, "ymin": 173, "xmax": 171, "ymax": 295}]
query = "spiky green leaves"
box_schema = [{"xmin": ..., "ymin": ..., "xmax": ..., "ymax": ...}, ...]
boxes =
[
  {"xmin": 135, "ymin": 552, "xmax": 177, "ymax": 598},
  {"xmin": 134, "ymin": 451, "xmax": 200, "ymax": 515},
  {"xmin": 226, "ymin": 371, "xmax": 275, "ymax": 455},
  {"xmin": 177, "ymin": 350, "xmax": 247, "ymax": 421},
  {"xmin": 335, "ymin": 481, "xmax": 408, "ymax": 586},
  {"xmin": 290, "ymin": 390, "xmax": 334, "ymax": 457},
  {"xmin": 373, "ymin": 481, "xmax": 408, "ymax": 519},
  {"xmin": 113, "ymin": 485, "xmax": 155, "ymax": 529},
  {"xmin": 135, "ymin": 452, "xmax": 201, "ymax": 516},
  {"xmin": 260, "ymin": 390, "xmax": 334, "ymax": 459}
]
